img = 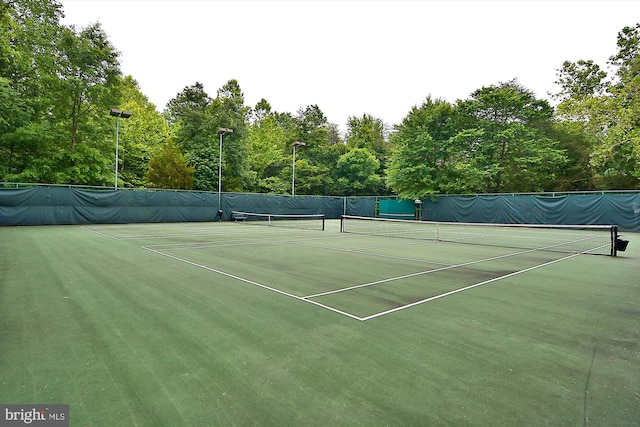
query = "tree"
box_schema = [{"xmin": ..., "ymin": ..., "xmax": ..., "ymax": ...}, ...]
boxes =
[
  {"xmin": 344, "ymin": 114, "xmax": 390, "ymax": 192},
  {"xmin": 453, "ymin": 80, "xmax": 566, "ymax": 193},
  {"xmin": 167, "ymin": 83, "xmax": 215, "ymax": 190},
  {"xmin": 1, "ymin": 1, "xmax": 124, "ymax": 185},
  {"xmin": 607, "ymin": 24, "xmax": 640, "ymax": 185},
  {"xmin": 553, "ymin": 24, "xmax": 640, "ymax": 189},
  {"xmin": 0, "ymin": 0, "xmax": 65, "ymax": 182},
  {"xmin": 117, "ymin": 76, "xmax": 169, "ymax": 187},
  {"xmin": 246, "ymin": 99, "xmax": 289, "ymax": 193},
  {"xmin": 290, "ymin": 104, "xmax": 334, "ymax": 194},
  {"xmin": 345, "ymin": 114, "xmax": 389, "ymax": 157},
  {"xmin": 164, "ymin": 82, "xmax": 211, "ymax": 125},
  {"xmin": 386, "ymin": 97, "xmax": 458, "ymax": 197},
  {"xmin": 146, "ymin": 138, "xmax": 194, "ymax": 189},
  {"xmin": 387, "ymin": 131, "xmax": 446, "ymax": 199},
  {"xmin": 208, "ymin": 79, "xmax": 251, "ymax": 192},
  {"xmin": 333, "ymin": 148, "xmax": 383, "ymax": 196}
]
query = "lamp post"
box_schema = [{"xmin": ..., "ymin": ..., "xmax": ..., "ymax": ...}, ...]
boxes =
[
  {"xmin": 291, "ymin": 141, "xmax": 306, "ymax": 196},
  {"xmin": 217, "ymin": 127, "xmax": 233, "ymax": 220},
  {"xmin": 109, "ymin": 108, "xmax": 132, "ymax": 190}
]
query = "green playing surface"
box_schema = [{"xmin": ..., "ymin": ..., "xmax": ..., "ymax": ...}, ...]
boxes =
[{"xmin": 1, "ymin": 221, "xmax": 638, "ymax": 426}]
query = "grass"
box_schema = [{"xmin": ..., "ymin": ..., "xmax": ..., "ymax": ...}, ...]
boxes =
[{"xmin": 0, "ymin": 220, "xmax": 638, "ymax": 426}]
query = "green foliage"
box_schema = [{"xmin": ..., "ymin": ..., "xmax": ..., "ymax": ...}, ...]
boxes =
[
  {"xmin": 246, "ymin": 108, "xmax": 289, "ymax": 193},
  {"xmin": 146, "ymin": 139, "xmax": 194, "ymax": 189},
  {"xmin": 387, "ymin": 97, "xmax": 459, "ymax": 197},
  {"xmin": 387, "ymin": 131, "xmax": 444, "ymax": 199},
  {"xmin": 209, "ymin": 79, "xmax": 251, "ymax": 192},
  {"xmin": 388, "ymin": 85, "xmax": 567, "ymax": 196},
  {"xmin": 1, "ymin": 1, "xmax": 637, "ymax": 195},
  {"xmin": 333, "ymin": 148, "xmax": 383, "ymax": 196},
  {"xmin": 552, "ymin": 24, "xmax": 640, "ymax": 189},
  {"xmin": 453, "ymin": 81, "xmax": 566, "ymax": 193},
  {"xmin": 117, "ymin": 76, "xmax": 169, "ymax": 187},
  {"xmin": 1, "ymin": 0, "xmax": 122, "ymax": 186}
]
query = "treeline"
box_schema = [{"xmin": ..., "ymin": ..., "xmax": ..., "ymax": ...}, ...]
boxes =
[{"xmin": 1, "ymin": 0, "xmax": 639, "ymax": 197}]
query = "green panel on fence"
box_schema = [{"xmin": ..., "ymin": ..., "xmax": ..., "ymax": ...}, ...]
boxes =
[
  {"xmin": 421, "ymin": 194, "xmax": 640, "ymax": 232},
  {"xmin": 378, "ymin": 199, "xmax": 415, "ymax": 219},
  {"xmin": 1, "ymin": 187, "xmax": 638, "ymax": 232},
  {"xmin": 0, "ymin": 187, "xmax": 345, "ymax": 226}
]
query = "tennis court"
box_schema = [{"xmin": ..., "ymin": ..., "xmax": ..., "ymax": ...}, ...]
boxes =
[{"xmin": 1, "ymin": 219, "xmax": 638, "ymax": 426}]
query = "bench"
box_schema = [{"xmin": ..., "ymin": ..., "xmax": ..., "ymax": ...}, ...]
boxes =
[{"xmin": 232, "ymin": 213, "xmax": 247, "ymax": 221}]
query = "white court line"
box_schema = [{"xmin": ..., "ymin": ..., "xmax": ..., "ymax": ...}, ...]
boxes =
[
  {"xmin": 82, "ymin": 222, "xmax": 288, "ymax": 241},
  {"xmin": 138, "ymin": 229, "xmax": 591, "ymax": 322},
  {"xmin": 359, "ymin": 253, "xmax": 581, "ymax": 321},
  {"xmin": 302, "ymin": 245, "xmax": 546, "ymax": 299},
  {"xmin": 145, "ymin": 232, "xmax": 350, "ymax": 251},
  {"xmin": 81, "ymin": 226, "xmax": 121, "ymax": 240},
  {"xmin": 141, "ymin": 245, "xmax": 364, "ymax": 321},
  {"xmin": 302, "ymin": 235, "xmax": 602, "ymax": 299},
  {"xmin": 288, "ymin": 240, "xmax": 452, "ymax": 267}
]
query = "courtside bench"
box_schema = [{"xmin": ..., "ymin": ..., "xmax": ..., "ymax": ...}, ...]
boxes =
[{"xmin": 232, "ymin": 212, "xmax": 247, "ymax": 221}]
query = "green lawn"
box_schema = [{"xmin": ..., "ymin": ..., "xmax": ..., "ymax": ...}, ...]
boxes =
[{"xmin": 1, "ymin": 221, "xmax": 638, "ymax": 426}]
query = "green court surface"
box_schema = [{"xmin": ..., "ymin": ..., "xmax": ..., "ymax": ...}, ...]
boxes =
[{"xmin": 1, "ymin": 220, "xmax": 638, "ymax": 426}]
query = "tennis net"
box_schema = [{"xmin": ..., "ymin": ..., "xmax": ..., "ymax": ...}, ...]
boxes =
[
  {"xmin": 341, "ymin": 215, "xmax": 619, "ymax": 256},
  {"xmin": 232, "ymin": 211, "xmax": 326, "ymax": 231}
]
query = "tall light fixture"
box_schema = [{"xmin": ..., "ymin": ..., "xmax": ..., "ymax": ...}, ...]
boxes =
[
  {"xmin": 291, "ymin": 141, "xmax": 306, "ymax": 196},
  {"xmin": 109, "ymin": 108, "xmax": 132, "ymax": 190},
  {"xmin": 217, "ymin": 127, "xmax": 233, "ymax": 220}
]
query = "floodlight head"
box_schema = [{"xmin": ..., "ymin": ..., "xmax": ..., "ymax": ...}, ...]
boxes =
[
  {"xmin": 218, "ymin": 127, "xmax": 233, "ymax": 135},
  {"xmin": 110, "ymin": 108, "xmax": 132, "ymax": 119},
  {"xmin": 292, "ymin": 141, "xmax": 306, "ymax": 147}
]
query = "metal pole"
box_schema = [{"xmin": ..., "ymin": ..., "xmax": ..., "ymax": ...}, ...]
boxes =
[
  {"xmin": 218, "ymin": 131, "xmax": 223, "ymax": 220},
  {"xmin": 114, "ymin": 116, "xmax": 119, "ymax": 190},
  {"xmin": 291, "ymin": 141, "xmax": 305, "ymax": 197},
  {"xmin": 292, "ymin": 144, "xmax": 296, "ymax": 196},
  {"xmin": 110, "ymin": 108, "xmax": 131, "ymax": 190}
]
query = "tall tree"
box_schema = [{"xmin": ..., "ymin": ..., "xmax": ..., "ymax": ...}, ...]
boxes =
[
  {"xmin": 333, "ymin": 148, "xmax": 383, "ymax": 196},
  {"xmin": 208, "ymin": 79, "xmax": 250, "ymax": 192},
  {"xmin": 386, "ymin": 97, "xmax": 458, "ymax": 198},
  {"xmin": 0, "ymin": 0, "xmax": 65, "ymax": 182},
  {"xmin": 164, "ymin": 82, "xmax": 211, "ymax": 125},
  {"xmin": 246, "ymin": 99, "xmax": 289, "ymax": 193},
  {"xmin": 608, "ymin": 24, "xmax": 640, "ymax": 185},
  {"xmin": 554, "ymin": 24, "xmax": 640, "ymax": 189},
  {"xmin": 453, "ymin": 80, "xmax": 566, "ymax": 193},
  {"xmin": 1, "ymin": 0, "xmax": 123, "ymax": 185},
  {"xmin": 345, "ymin": 114, "xmax": 390, "ymax": 184},
  {"xmin": 290, "ymin": 104, "xmax": 333, "ymax": 194},
  {"xmin": 51, "ymin": 22, "xmax": 122, "ymax": 185},
  {"xmin": 167, "ymin": 83, "xmax": 214, "ymax": 190},
  {"xmin": 553, "ymin": 60, "xmax": 611, "ymax": 189},
  {"xmin": 146, "ymin": 138, "xmax": 194, "ymax": 189},
  {"xmin": 117, "ymin": 76, "xmax": 169, "ymax": 187}
]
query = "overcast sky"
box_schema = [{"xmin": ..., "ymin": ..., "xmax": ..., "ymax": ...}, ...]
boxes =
[{"xmin": 59, "ymin": 0, "xmax": 639, "ymax": 131}]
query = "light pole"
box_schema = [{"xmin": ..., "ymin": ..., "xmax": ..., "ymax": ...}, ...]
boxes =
[
  {"xmin": 217, "ymin": 127, "xmax": 233, "ymax": 220},
  {"xmin": 109, "ymin": 108, "xmax": 132, "ymax": 190},
  {"xmin": 291, "ymin": 141, "xmax": 306, "ymax": 196}
]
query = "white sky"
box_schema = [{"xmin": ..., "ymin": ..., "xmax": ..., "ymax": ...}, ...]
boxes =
[{"xmin": 59, "ymin": 0, "xmax": 639, "ymax": 131}]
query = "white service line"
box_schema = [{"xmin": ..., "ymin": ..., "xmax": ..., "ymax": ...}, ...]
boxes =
[
  {"xmin": 141, "ymin": 245, "xmax": 364, "ymax": 321},
  {"xmin": 302, "ymin": 244, "xmax": 552, "ymax": 299},
  {"xmin": 81, "ymin": 226, "xmax": 121, "ymax": 240},
  {"xmin": 359, "ymin": 252, "xmax": 581, "ymax": 321},
  {"xmin": 288, "ymin": 240, "xmax": 452, "ymax": 267},
  {"xmin": 140, "ymin": 230, "xmax": 588, "ymax": 322}
]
